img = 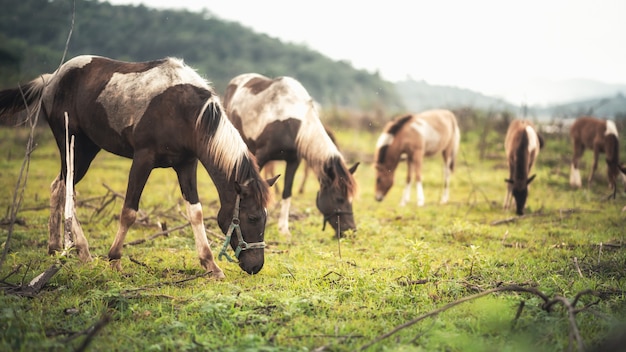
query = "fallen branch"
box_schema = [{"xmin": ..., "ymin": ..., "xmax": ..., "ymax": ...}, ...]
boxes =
[
  {"xmin": 358, "ymin": 284, "xmax": 597, "ymax": 351},
  {"xmin": 123, "ymin": 223, "xmax": 190, "ymax": 247}
]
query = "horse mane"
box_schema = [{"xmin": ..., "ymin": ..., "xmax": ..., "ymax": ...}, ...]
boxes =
[
  {"xmin": 375, "ymin": 114, "xmax": 414, "ymax": 165},
  {"xmin": 386, "ymin": 114, "xmax": 413, "ymax": 135},
  {"xmin": 196, "ymin": 95, "xmax": 271, "ymax": 207},
  {"xmin": 321, "ymin": 156, "xmax": 358, "ymax": 199},
  {"xmin": 513, "ymin": 128, "xmax": 530, "ymax": 183},
  {"xmin": 295, "ymin": 100, "xmax": 341, "ymax": 170}
]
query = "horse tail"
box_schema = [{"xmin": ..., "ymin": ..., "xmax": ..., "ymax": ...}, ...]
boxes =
[
  {"xmin": 604, "ymin": 133, "xmax": 620, "ymax": 184},
  {"xmin": 0, "ymin": 74, "xmax": 49, "ymax": 119}
]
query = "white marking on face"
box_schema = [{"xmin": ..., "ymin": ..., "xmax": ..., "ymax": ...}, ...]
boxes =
[
  {"xmin": 97, "ymin": 58, "xmax": 209, "ymax": 134},
  {"xmin": 605, "ymin": 120, "xmax": 618, "ymax": 136}
]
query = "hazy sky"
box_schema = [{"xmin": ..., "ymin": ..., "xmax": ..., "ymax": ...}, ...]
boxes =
[{"xmin": 105, "ymin": 0, "xmax": 625, "ymax": 101}]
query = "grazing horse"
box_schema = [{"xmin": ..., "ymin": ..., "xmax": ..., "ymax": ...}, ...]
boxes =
[
  {"xmin": 0, "ymin": 55, "xmax": 277, "ymax": 277},
  {"xmin": 223, "ymin": 73, "xmax": 359, "ymax": 238},
  {"xmin": 374, "ymin": 109, "xmax": 460, "ymax": 206},
  {"xmin": 503, "ymin": 119, "xmax": 543, "ymax": 215},
  {"xmin": 569, "ymin": 116, "xmax": 625, "ymax": 198}
]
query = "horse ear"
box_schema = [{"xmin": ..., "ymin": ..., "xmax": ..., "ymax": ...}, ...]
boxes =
[
  {"xmin": 527, "ymin": 174, "xmax": 536, "ymax": 185},
  {"xmin": 349, "ymin": 162, "xmax": 360, "ymax": 174},
  {"xmin": 505, "ymin": 178, "xmax": 513, "ymax": 184},
  {"xmin": 266, "ymin": 174, "xmax": 280, "ymax": 187}
]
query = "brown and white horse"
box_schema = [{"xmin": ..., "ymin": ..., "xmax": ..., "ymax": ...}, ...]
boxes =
[
  {"xmin": 223, "ymin": 73, "xmax": 359, "ymax": 238},
  {"xmin": 0, "ymin": 55, "xmax": 277, "ymax": 277},
  {"xmin": 374, "ymin": 109, "xmax": 460, "ymax": 206},
  {"xmin": 569, "ymin": 116, "xmax": 625, "ymax": 198},
  {"xmin": 503, "ymin": 119, "xmax": 543, "ymax": 215}
]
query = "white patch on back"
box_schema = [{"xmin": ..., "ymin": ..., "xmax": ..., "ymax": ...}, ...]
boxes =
[
  {"xmin": 97, "ymin": 58, "xmax": 209, "ymax": 134},
  {"xmin": 525, "ymin": 125, "xmax": 538, "ymax": 152},
  {"xmin": 605, "ymin": 120, "xmax": 618, "ymax": 136},
  {"xmin": 229, "ymin": 73, "xmax": 340, "ymax": 170},
  {"xmin": 233, "ymin": 74, "xmax": 311, "ymax": 140},
  {"xmin": 410, "ymin": 119, "xmax": 440, "ymax": 151}
]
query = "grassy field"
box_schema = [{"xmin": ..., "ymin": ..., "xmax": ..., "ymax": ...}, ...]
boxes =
[{"xmin": 0, "ymin": 122, "xmax": 625, "ymax": 351}]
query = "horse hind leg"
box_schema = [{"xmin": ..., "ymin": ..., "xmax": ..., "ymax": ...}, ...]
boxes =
[{"xmin": 440, "ymin": 151, "xmax": 454, "ymax": 204}]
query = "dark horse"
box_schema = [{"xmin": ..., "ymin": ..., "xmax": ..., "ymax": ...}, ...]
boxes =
[
  {"xmin": 503, "ymin": 119, "xmax": 543, "ymax": 215},
  {"xmin": 0, "ymin": 55, "xmax": 277, "ymax": 277},
  {"xmin": 374, "ymin": 109, "xmax": 460, "ymax": 206},
  {"xmin": 569, "ymin": 116, "xmax": 625, "ymax": 198},
  {"xmin": 223, "ymin": 73, "xmax": 359, "ymax": 238}
]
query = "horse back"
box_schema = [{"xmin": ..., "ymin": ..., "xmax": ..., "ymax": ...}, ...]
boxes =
[
  {"xmin": 410, "ymin": 109, "xmax": 459, "ymax": 155},
  {"xmin": 570, "ymin": 116, "xmax": 609, "ymax": 149},
  {"xmin": 223, "ymin": 73, "xmax": 312, "ymax": 142}
]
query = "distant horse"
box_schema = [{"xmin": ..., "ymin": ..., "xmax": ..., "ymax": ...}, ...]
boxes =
[
  {"xmin": 223, "ymin": 73, "xmax": 359, "ymax": 238},
  {"xmin": 569, "ymin": 116, "xmax": 625, "ymax": 198},
  {"xmin": 0, "ymin": 55, "xmax": 277, "ymax": 277},
  {"xmin": 374, "ymin": 109, "xmax": 460, "ymax": 206},
  {"xmin": 503, "ymin": 119, "xmax": 543, "ymax": 215}
]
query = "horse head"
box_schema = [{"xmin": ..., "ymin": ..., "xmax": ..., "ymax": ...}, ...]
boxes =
[
  {"xmin": 316, "ymin": 161, "xmax": 359, "ymax": 237},
  {"xmin": 506, "ymin": 174, "xmax": 536, "ymax": 216},
  {"xmin": 217, "ymin": 175, "xmax": 278, "ymax": 274},
  {"xmin": 374, "ymin": 163, "xmax": 394, "ymax": 202}
]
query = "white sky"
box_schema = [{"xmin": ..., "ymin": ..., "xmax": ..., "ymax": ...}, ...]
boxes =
[{"xmin": 105, "ymin": 0, "xmax": 626, "ymax": 100}]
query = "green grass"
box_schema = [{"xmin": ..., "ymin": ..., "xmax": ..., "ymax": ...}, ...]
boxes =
[{"xmin": 1, "ymin": 124, "xmax": 625, "ymax": 351}]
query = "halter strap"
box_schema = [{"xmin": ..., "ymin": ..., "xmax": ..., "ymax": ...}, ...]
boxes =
[{"xmin": 218, "ymin": 194, "xmax": 266, "ymax": 263}]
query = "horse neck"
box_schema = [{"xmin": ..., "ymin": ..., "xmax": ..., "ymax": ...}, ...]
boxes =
[
  {"xmin": 512, "ymin": 132, "xmax": 530, "ymax": 184},
  {"xmin": 376, "ymin": 140, "xmax": 403, "ymax": 173},
  {"xmin": 198, "ymin": 158, "xmax": 237, "ymax": 205}
]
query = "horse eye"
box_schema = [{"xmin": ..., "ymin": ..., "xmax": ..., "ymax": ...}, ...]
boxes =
[
  {"xmin": 336, "ymin": 197, "xmax": 345, "ymax": 203},
  {"xmin": 248, "ymin": 215, "xmax": 260, "ymax": 223}
]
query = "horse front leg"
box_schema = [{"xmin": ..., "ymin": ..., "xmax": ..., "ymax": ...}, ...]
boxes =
[
  {"xmin": 278, "ymin": 159, "xmax": 300, "ymax": 238},
  {"xmin": 570, "ymin": 142, "xmax": 584, "ymax": 188},
  {"xmin": 108, "ymin": 155, "xmax": 153, "ymax": 271},
  {"xmin": 175, "ymin": 161, "xmax": 224, "ymax": 279}
]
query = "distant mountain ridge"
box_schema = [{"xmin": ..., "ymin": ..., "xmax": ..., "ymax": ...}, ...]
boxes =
[{"xmin": 395, "ymin": 78, "xmax": 626, "ymax": 121}]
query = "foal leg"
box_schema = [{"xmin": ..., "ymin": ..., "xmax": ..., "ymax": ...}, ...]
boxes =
[
  {"xmin": 570, "ymin": 142, "xmax": 584, "ymax": 188},
  {"xmin": 108, "ymin": 152, "xmax": 153, "ymax": 271},
  {"xmin": 413, "ymin": 154, "xmax": 425, "ymax": 206},
  {"xmin": 588, "ymin": 148, "xmax": 600, "ymax": 188},
  {"xmin": 175, "ymin": 162, "xmax": 224, "ymax": 278},
  {"xmin": 400, "ymin": 158, "xmax": 413, "ymax": 206},
  {"xmin": 440, "ymin": 152, "xmax": 452, "ymax": 204}
]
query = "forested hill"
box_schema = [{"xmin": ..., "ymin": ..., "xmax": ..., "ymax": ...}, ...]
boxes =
[{"xmin": 0, "ymin": 0, "xmax": 404, "ymax": 111}]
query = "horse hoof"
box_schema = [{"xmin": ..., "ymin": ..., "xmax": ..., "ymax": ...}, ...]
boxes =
[{"xmin": 109, "ymin": 260, "xmax": 123, "ymax": 272}]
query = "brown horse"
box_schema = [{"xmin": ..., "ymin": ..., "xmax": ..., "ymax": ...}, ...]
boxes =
[
  {"xmin": 374, "ymin": 109, "xmax": 460, "ymax": 206},
  {"xmin": 223, "ymin": 73, "xmax": 358, "ymax": 238},
  {"xmin": 569, "ymin": 116, "xmax": 625, "ymax": 198},
  {"xmin": 503, "ymin": 119, "xmax": 543, "ymax": 215},
  {"xmin": 0, "ymin": 55, "xmax": 277, "ymax": 276}
]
